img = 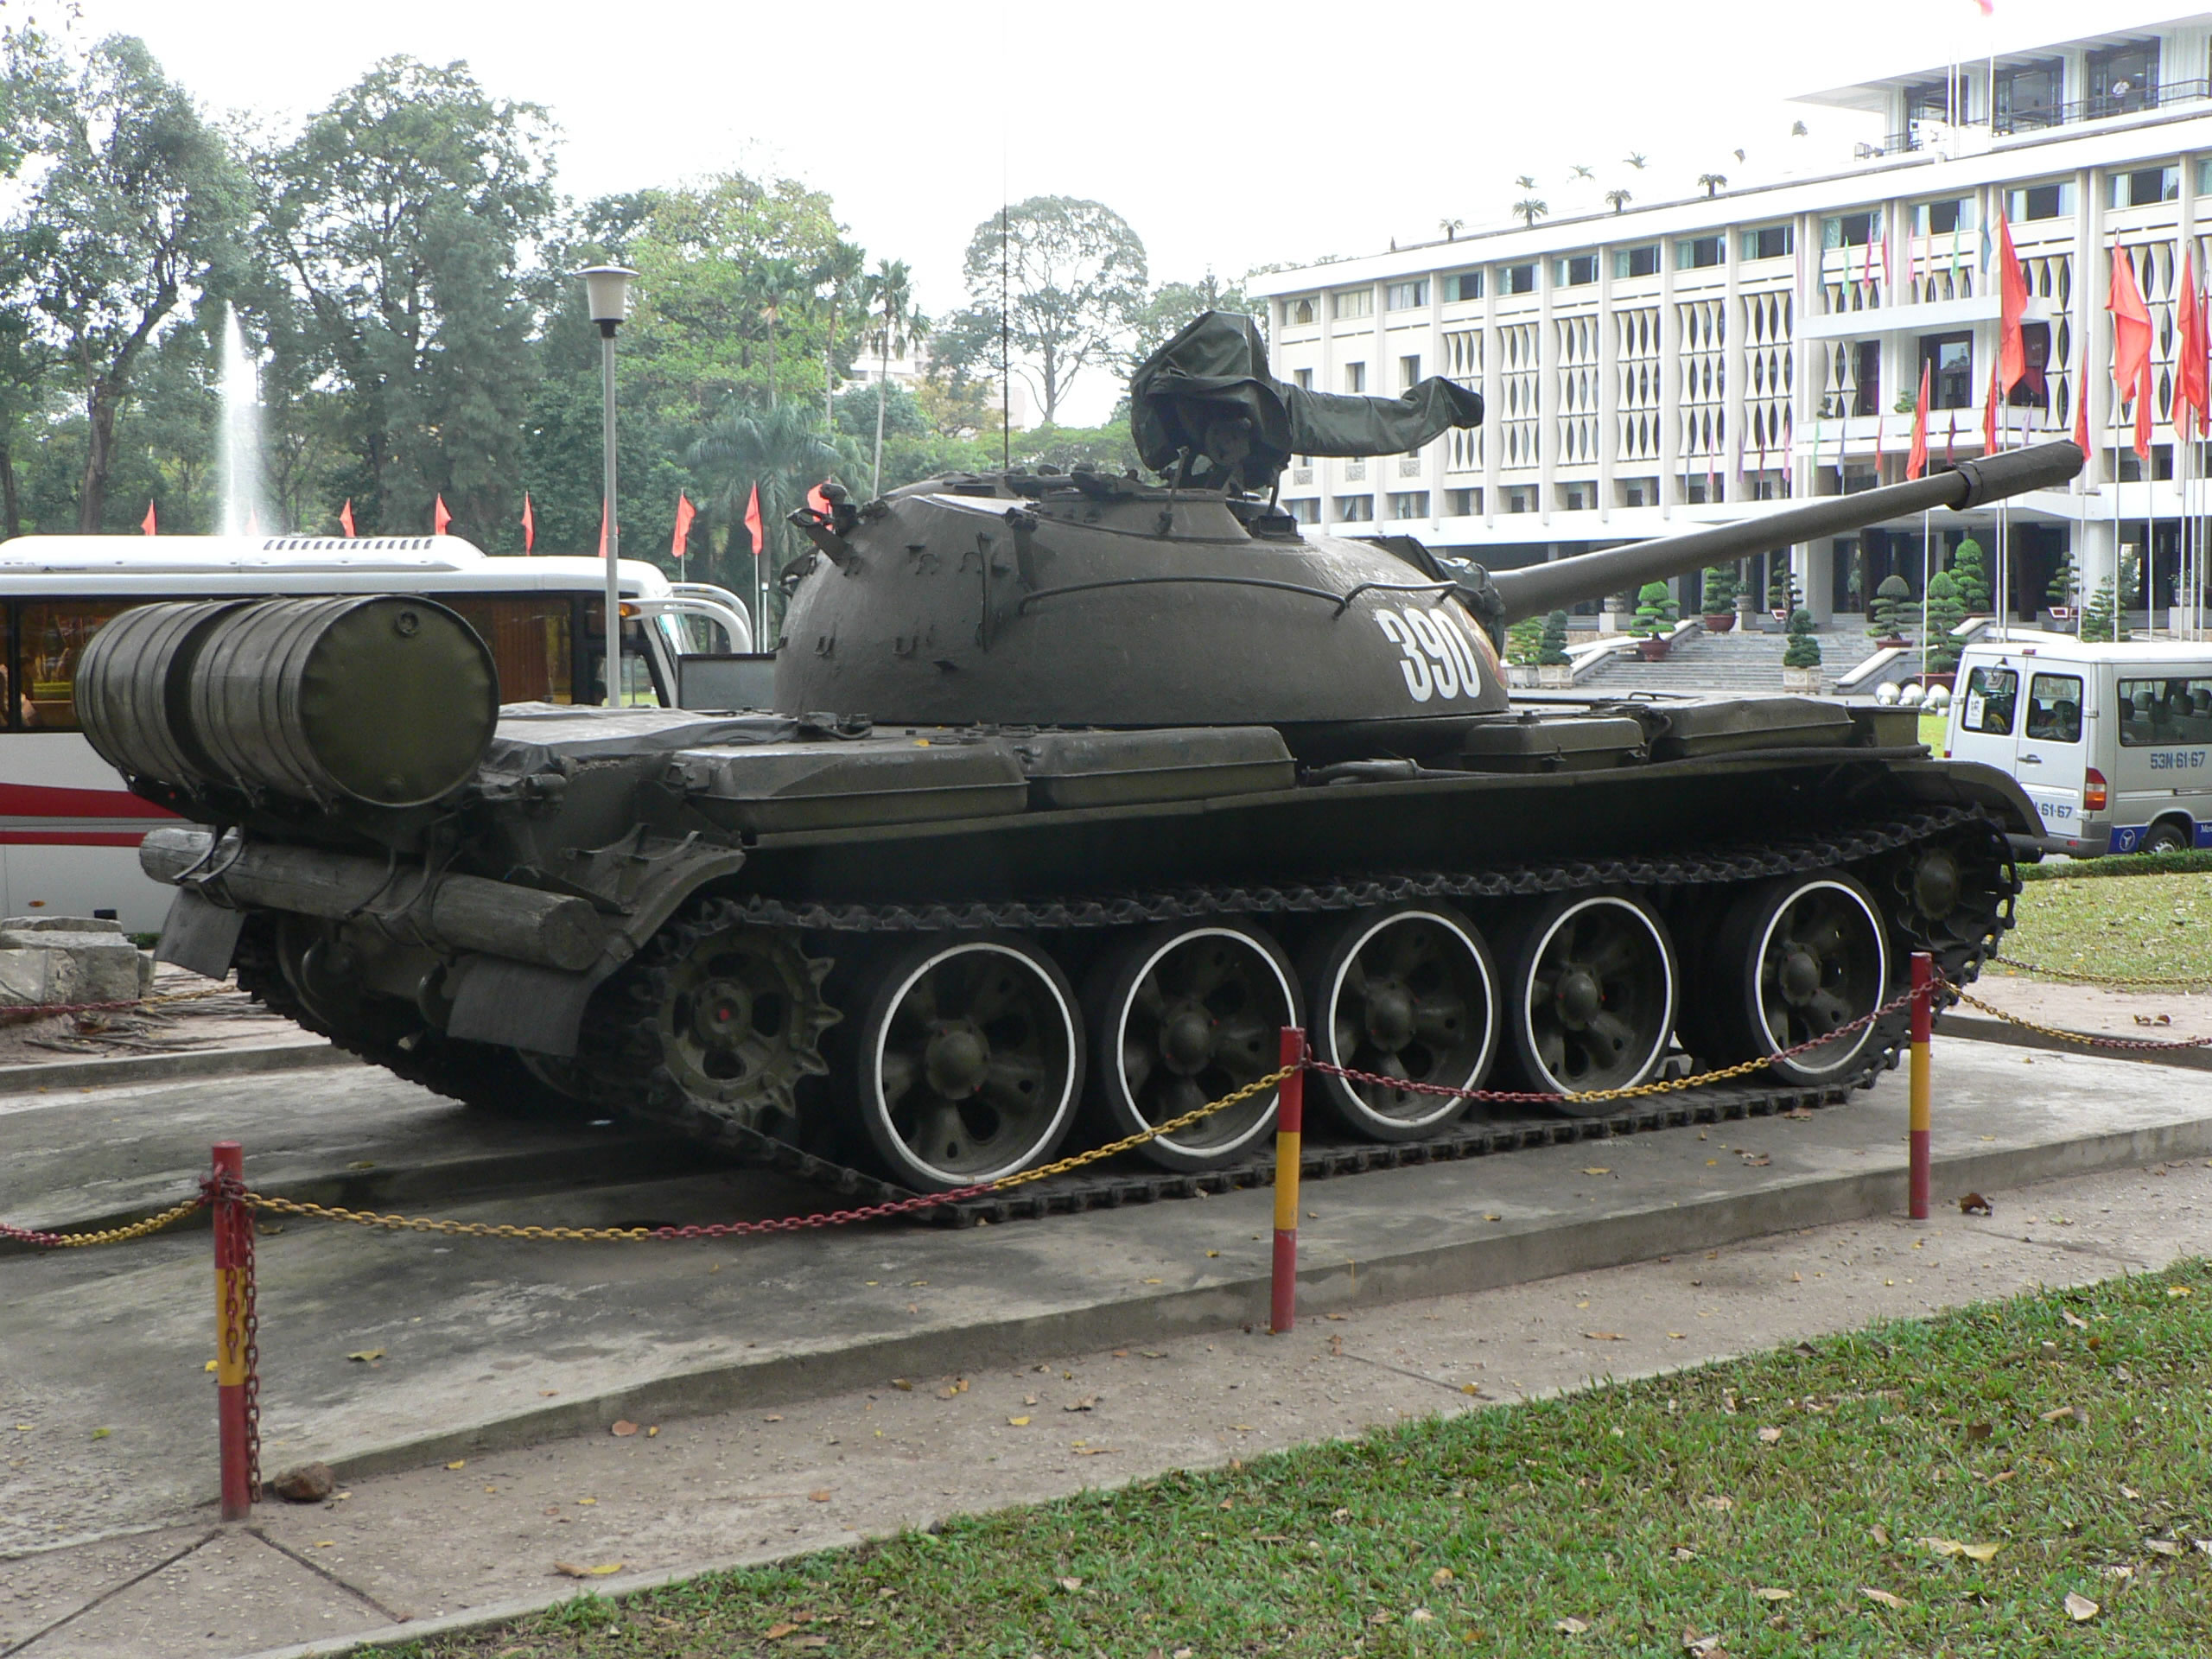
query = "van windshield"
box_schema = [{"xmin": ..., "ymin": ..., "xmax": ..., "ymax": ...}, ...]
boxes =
[
  {"xmin": 2024, "ymin": 674, "xmax": 2082, "ymax": 742},
  {"xmin": 1961, "ymin": 665, "xmax": 2018, "ymax": 734}
]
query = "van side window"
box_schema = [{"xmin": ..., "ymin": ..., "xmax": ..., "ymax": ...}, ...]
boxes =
[
  {"xmin": 2117, "ymin": 677, "xmax": 2212, "ymax": 747},
  {"xmin": 16, "ymin": 600, "xmax": 134, "ymax": 731},
  {"xmin": 442, "ymin": 596, "xmax": 576, "ymax": 705},
  {"xmin": 2024, "ymin": 674, "xmax": 2082, "ymax": 742},
  {"xmin": 1961, "ymin": 665, "xmax": 2018, "ymax": 734}
]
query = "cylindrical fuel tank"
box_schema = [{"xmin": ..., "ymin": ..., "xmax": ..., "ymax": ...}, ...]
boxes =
[
  {"xmin": 79, "ymin": 595, "xmax": 499, "ymax": 808},
  {"xmin": 75, "ymin": 599, "xmax": 246, "ymax": 786}
]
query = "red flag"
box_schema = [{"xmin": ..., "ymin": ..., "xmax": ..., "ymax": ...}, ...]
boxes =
[
  {"xmin": 2107, "ymin": 243, "xmax": 2153, "ymax": 398},
  {"xmin": 2176, "ymin": 252, "xmax": 2208, "ymax": 437},
  {"xmin": 2194, "ymin": 274, "xmax": 2212, "ymax": 440},
  {"xmin": 805, "ymin": 481, "xmax": 832, "ymax": 521},
  {"xmin": 434, "ymin": 494, "xmax": 452, "ymax": 536},
  {"xmin": 744, "ymin": 483, "xmax": 765, "ymax": 558},
  {"xmin": 2072, "ymin": 377, "xmax": 2088, "ymax": 454},
  {"xmin": 141, "ymin": 500, "xmax": 156, "ymax": 536},
  {"xmin": 1983, "ymin": 360, "xmax": 1999, "ymax": 454},
  {"xmin": 339, "ymin": 498, "xmax": 356, "ymax": 537},
  {"xmin": 671, "ymin": 492, "xmax": 696, "ymax": 563},
  {"xmin": 596, "ymin": 499, "xmax": 607, "ymax": 559},
  {"xmin": 1906, "ymin": 359, "xmax": 1930, "ymax": 480},
  {"xmin": 1997, "ymin": 213, "xmax": 2028, "ymax": 393},
  {"xmin": 2134, "ymin": 359, "xmax": 2154, "ymax": 461},
  {"xmin": 521, "ymin": 493, "xmax": 536, "ymax": 555}
]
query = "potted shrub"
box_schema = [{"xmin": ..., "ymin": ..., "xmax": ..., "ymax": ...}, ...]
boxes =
[
  {"xmin": 1503, "ymin": 615, "xmax": 1544, "ymax": 687},
  {"xmin": 1537, "ymin": 608, "xmax": 1574, "ymax": 685},
  {"xmin": 1869, "ymin": 573, "xmax": 1914, "ymax": 648},
  {"xmin": 1921, "ymin": 569, "xmax": 1966, "ymax": 688},
  {"xmin": 1765, "ymin": 565, "xmax": 1802, "ymax": 626},
  {"xmin": 1782, "ymin": 607, "xmax": 1822, "ymax": 690},
  {"xmin": 1700, "ymin": 565, "xmax": 1738, "ymax": 632},
  {"xmin": 1634, "ymin": 581, "xmax": 1676, "ymax": 660}
]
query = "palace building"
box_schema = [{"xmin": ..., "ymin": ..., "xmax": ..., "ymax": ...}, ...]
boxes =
[{"xmin": 1249, "ymin": 16, "xmax": 2211, "ymax": 626}]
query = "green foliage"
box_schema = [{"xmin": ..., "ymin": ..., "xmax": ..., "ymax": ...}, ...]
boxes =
[
  {"xmin": 1120, "ymin": 271, "xmax": 1261, "ymax": 382},
  {"xmin": 1696, "ymin": 564, "xmax": 1738, "ymax": 611},
  {"xmin": 1923, "ymin": 569, "xmax": 1967, "ymax": 671},
  {"xmin": 1634, "ymin": 580, "xmax": 1675, "ymax": 639},
  {"xmin": 1503, "ymin": 616, "xmax": 1544, "ymax": 667},
  {"xmin": 1870, "ymin": 572, "xmax": 1915, "ymax": 641},
  {"xmin": 1766, "ymin": 562, "xmax": 1800, "ymax": 612},
  {"xmin": 1538, "ymin": 609, "xmax": 1573, "ymax": 666},
  {"xmin": 1948, "ymin": 535, "xmax": 1991, "ymax": 613},
  {"xmin": 2046, "ymin": 549, "xmax": 2076, "ymax": 612},
  {"xmin": 1782, "ymin": 606, "xmax": 1822, "ymax": 669},
  {"xmin": 2080, "ymin": 575, "xmax": 2131, "ymax": 643},
  {"xmin": 685, "ymin": 401, "xmax": 859, "ymax": 639}
]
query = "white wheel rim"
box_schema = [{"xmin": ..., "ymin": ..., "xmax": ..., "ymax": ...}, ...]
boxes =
[
  {"xmin": 1520, "ymin": 896, "xmax": 1675, "ymax": 1096},
  {"xmin": 1752, "ymin": 880, "xmax": 1887, "ymax": 1077},
  {"xmin": 1115, "ymin": 926, "xmax": 1293, "ymax": 1157},
  {"xmin": 1322, "ymin": 909, "xmax": 1497, "ymax": 1128}
]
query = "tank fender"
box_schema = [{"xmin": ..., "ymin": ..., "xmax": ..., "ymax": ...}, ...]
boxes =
[{"xmin": 1882, "ymin": 758, "xmax": 2040, "ymax": 839}]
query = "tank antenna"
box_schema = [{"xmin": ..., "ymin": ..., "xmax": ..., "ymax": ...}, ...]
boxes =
[{"xmin": 1000, "ymin": 202, "xmax": 1011, "ymax": 471}]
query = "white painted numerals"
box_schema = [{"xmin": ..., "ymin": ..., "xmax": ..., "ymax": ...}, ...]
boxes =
[{"xmin": 1373, "ymin": 606, "xmax": 1488, "ymax": 702}]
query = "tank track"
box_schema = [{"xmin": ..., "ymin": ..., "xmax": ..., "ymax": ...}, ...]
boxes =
[{"xmin": 567, "ymin": 804, "xmax": 2013, "ymax": 1224}]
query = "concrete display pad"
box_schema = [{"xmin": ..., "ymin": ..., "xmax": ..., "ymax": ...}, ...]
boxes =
[{"xmin": 3, "ymin": 1039, "xmax": 2209, "ymax": 1558}]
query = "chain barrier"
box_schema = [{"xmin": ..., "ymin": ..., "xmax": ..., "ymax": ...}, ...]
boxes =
[
  {"xmin": 1987, "ymin": 955, "xmax": 2212, "ymax": 990},
  {"xmin": 3, "ymin": 987, "xmax": 235, "ymax": 1020},
  {"xmin": 1948, "ymin": 987, "xmax": 2212, "ymax": 1052},
  {"xmin": 0, "ymin": 1193, "xmax": 207, "ymax": 1249}
]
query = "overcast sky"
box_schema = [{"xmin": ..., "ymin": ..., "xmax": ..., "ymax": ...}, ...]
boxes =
[{"xmin": 60, "ymin": 0, "xmax": 2184, "ymax": 423}]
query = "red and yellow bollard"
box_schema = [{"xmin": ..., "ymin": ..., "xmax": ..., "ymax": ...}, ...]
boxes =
[
  {"xmin": 210, "ymin": 1141, "xmax": 254, "ymax": 1521},
  {"xmin": 1908, "ymin": 952, "xmax": 1933, "ymax": 1222},
  {"xmin": 1270, "ymin": 1028, "xmax": 1304, "ymax": 1334}
]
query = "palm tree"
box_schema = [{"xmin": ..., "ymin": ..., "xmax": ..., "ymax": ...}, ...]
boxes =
[
  {"xmin": 1514, "ymin": 174, "xmax": 1539, "ymax": 191},
  {"xmin": 1697, "ymin": 173, "xmax": 1728, "ymax": 197},
  {"xmin": 1438, "ymin": 217, "xmax": 1464, "ymax": 241},
  {"xmin": 1513, "ymin": 198, "xmax": 1549, "ymax": 229},
  {"xmin": 1623, "ymin": 152, "xmax": 1649, "ymax": 170},
  {"xmin": 741, "ymin": 257, "xmax": 816, "ymax": 410},
  {"xmin": 1605, "ymin": 188, "xmax": 1632, "ymax": 214},
  {"xmin": 864, "ymin": 257, "xmax": 931, "ymax": 496},
  {"xmin": 817, "ymin": 238, "xmax": 868, "ymax": 427},
  {"xmin": 688, "ymin": 400, "xmax": 857, "ymax": 638},
  {"xmin": 1569, "ymin": 163, "xmax": 1594, "ymax": 181}
]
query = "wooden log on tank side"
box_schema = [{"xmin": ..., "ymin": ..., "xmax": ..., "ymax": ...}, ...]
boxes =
[{"xmin": 139, "ymin": 827, "xmax": 603, "ymax": 972}]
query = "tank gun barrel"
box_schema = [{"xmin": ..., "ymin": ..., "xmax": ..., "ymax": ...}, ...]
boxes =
[{"xmin": 1483, "ymin": 441, "xmax": 2082, "ymax": 626}]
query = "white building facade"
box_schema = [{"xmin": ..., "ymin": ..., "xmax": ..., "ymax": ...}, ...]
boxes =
[{"xmin": 1251, "ymin": 17, "xmax": 2212, "ymax": 626}]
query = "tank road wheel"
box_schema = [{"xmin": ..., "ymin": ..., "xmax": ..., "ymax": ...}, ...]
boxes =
[
  {"xmin": 1302, "ymin": 903, "xmax": 1497, "ymax": 1141},
  {"xmin": 1708, "ymin": 874, "xmax": 1891, "ymax": 1084},
  {"xmin": 1087, "ymin": 921, "xmax": 1301, "ymax": 1173},
  {"xmin": 641, "ymin": 910, "xmax": 841, "ymax": 1135},
  {"xmin": 1500, "ymin": 893, "xmax": 1676, "ymax": 1113},
  {"xmin": 850, "ymin": 934, "xmax": 1084, "ymax": 1192}
]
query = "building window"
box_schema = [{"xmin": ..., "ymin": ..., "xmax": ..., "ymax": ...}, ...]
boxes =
[
  {"xmin": 1445, "ymin": 270, "xmax": 1483, "ymax": 302},
  {"xmin": 1333, "ymin": 494, "xmax": 1374, "ymax": 522},
  {"xmin": 1289, "ymin": 297, "xmax": 1317, "ymax": 326},
  {"xmin": 1997, "ymin": 58, "xmax": 2064, "ymax": 131},
  {"xmin": 1681, "ymin": 476, "xmax": 1712, "ymax": 505},
  {"xmin": 1332, "ymin": 288, "xmax": 1373, "ymax": 320},
  {"xmin": 1613, "ymin": 245, "xmax": 1660, "ymax": 279},
  {"xmin": 1853, "ymin": 340, "xmax": 1881, "ymax": 418},
  {"xmin": 2006, "ymin": 180, "xmax": 2073, "ymax": 221},
  {"xmin": 1557, "ymin": 481, "xmax": 1593, "ymax": 512},
  {"xmin": 1400, "ymin": 354, "xmax": 1421, "ymax": 389},
  {"xmin": 1676, "ymin": 236, "xmax": 1724, "ymax": 270},
  {"xmin": 1294, "ymin": 367, "xmax": 1313, "ymax": 391},
  {"xmin": 2111, "ymin": 166, "xmax": 2179, "ymax": 209},
  {"xmin": 2087, "ymin": 40, "xmax": 2158, "ymax": 118},
  {"xmin": 1388, "ymin": 491, "xmax": 1429, "ymax": 519},
  {"xmin": 1821, "ymin": 211, "xmax": 1879, "ymax": 249},
  {"xmin": 1556, "ymin": 253, "xmax": 1598, "ymax": 286},
  {"xmin": 1917, "ymin": 333, "xmax": 1973, "ymax": 410},
  {"xmin": 1505, "ymin": 486, "xmax": 1535, "ymax": 513},
  {"xmin": 1344, "ymin": 362, "xmax": 1366, "ymax": 394},
  {"xmin": 1446, "ymin": 487, "xmax": 1480, "ymax": 517},
  {"xmin": 1617, "ymin": 477, "xmax": 1656, "ymax": 508},
  {"xmin": 1498, "ymin": 263, "xmax": 1536, "ymax": 296},
  {"xmin": 1904, "ymin": 78, "xmax": 1952, "ymax": 141},
  {"xmin": 1741, "ymin": 225, "xmax": 1793, "ymax": 262},
  {"xmin": 1284, "ymin": 498, "xmax": 1319, "ymax": 524},
  {"xmin": 1385, "ymin": 279, "xmax": 1428, "ymax": 310},
  {"xmin": 1914, "ymin": 198, "xmax": 1974, "ymax": 236}
]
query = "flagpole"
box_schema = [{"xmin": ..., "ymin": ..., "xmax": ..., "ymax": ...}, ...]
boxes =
[{"xmin": 1921, "ymin": 508, "xmax": 1932, "ymax": 684}]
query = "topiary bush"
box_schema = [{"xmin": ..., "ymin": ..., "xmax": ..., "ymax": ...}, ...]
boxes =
[
  {"xmin": 1948, "ymin": 535, "xmax": 1991, "ymax": 613},
  {"xmin": 1699, "ymin": 565, "xmax": 1738, "ymax": 612},
  {"xmin": 1923, "ymin": 569, "xmax": 1967, "ymax": 671},
  {"xmin": 1635, "ymin": 581, "xmax": 1676, "ymax": 639},
  {"xmin": 1871, "ymin": 573, "xmax": 1915, "ymax": 643},
  {"xmin": 1538, "ymin": 609, "xmax": 1573, "ymax": 666},
  {"xmin": 1783, "ymin": 607, "xmax": 1822, "ymax": 670}
]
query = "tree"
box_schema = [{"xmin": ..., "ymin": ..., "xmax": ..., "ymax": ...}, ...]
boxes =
[
  {"xmin": 1698, "ymin": 564, "xmax": 1738, "ymax": 613},
  {"xmin": 1569, "ymin": 164, "xmax": 1594, "ymax": 181},
  {"xmin": 259, "ymin": 56, "xmax": 556, "ymax": 540},
  {"xmin": 1767, "ymin": 563, "xmax": 1801, "ymax": 613},
  {"xmin": 1538, "ymin": 609, "xmax": 1573, "ymax": 666},
  {"xmin": 938, "ymin": 196, "xmax": 1147, "ymax": 427},
  {"xmin": 1635, "ymin": 580, "xmax": 1676, "ymax": 639},
  {"xmin": 1783, "ymin": 607, "xmax": 1823, "ymax": 670},
  {"xmin": 861, "ymin": 257, "xmax": 928, "ymax": 496},
  {"xmin": 1513, "ymin": 198, "xmax": 1549, "ymax": 229},
  {"xmin": 1605, "ymin": 188, "xmax": 1632, "ymax": 214},
  {"xmin": 686, "ymin": 400, "xmax": 856, "ymax": 635},
  {"xmin": 1504, "ymin": 615, "xmax": 1544, "ymax": 666},
  {"xmin": 3, "ymin": 32, "xmax": 247, "ymax": 531},
  {"xmin": 2080, "ymin": 575, "xmax": 2126, "ymax": 642},
  {"xmin": 1871, "ymin": 572, "xmax": 1915, "ymax": 642},
  {"xmin": 1513, "ymin": 174, "xmax": 1538, "ymax": 191},
  {"xmin": 1698, "ymin": 173, "xmax": 1728, "ymax": 197},
  {"xmin": 1923, "ymin": 569, "xmax": 1967, "ymax": 671},
  {"xmin": 1948, "ymin": 534, "xmax": 1991, "ymax": 613},
  {"xmin": 1120, "ymin": 270, "xmax": 1259, "ymax": 384},
  {"xmin": 816, "ymin": 238, "xmax": 867, "ymax": 427},
  {"xmin": 1439, "ymin": 218, "xmax": 1464, "ymax": 241},
  {"xmin": 1623, "ymin": 152, "xmax": 1649, "ymax": 169},
  {"xmin": 2045, "ymin": 548, "xmax": 2076, "ymax": 616}
]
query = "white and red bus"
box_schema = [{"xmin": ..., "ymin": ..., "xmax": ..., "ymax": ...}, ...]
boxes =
[{"xmin": 0, "ymin": 534, "xmax": 752, "ymax": 929}]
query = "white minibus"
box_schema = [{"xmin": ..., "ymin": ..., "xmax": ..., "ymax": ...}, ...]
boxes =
[
  {"xmin": 1944, "ymin": 633, "xmax": 2212, "ymax": 857},
  {"xmin": 0, "ymin": 534, "xmax": 750, "ymax": 928}
]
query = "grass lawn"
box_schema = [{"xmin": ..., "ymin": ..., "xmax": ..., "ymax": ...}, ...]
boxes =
[
  {"xmin": 367, "ymin": 1262, "xmax": 2212, "ymax": 1658},
  {"xmin": 2001, "ymin": 871, "xmax": 2212, "ymax": 981}
]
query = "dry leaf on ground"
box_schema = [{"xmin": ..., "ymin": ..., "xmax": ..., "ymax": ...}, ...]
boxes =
[
  {"xmin": 1055, "ymin": 1575, "xmax": 1084, "ymax": 1591},
  {"xmin": 1860, "ymin": 1586, "xmax": 1905, "ymax": 1609},
  {"xmin": 2064, "ymin": 1592, "xmax": 2100, "ymax": 1621},
  {"xmin": 2145, "ymin": 1540, "xmax": 2183, "ymax": 1557},
  {"xmin": 1959, "ymin": 1192, "xmax": 1993, "ymax": 1216},
  {"xmin": 1064, "ymin": 1395, "xmax": 1097, "ymax": 1412},
  {"xmin": 1682, "ymin": 1635, "xmax": 1724, "ymax": 1656},
  {"xmin": 1007, "ymin": 1416, "xmax": 1031, "ymax": 1427},
  {"xmin": 808, "ymin": 1490, "xmax": 831, "ymax": 1503},
  {"xmin": 1583, "ymin": 1332, "xmax": 1627, "ymax": 1342},
  {"xmin": 1919, "ymin": 1537, "xmax": 2001, "ymax": 1561},
  {"xmin": 553, "ymin": 1561, "xmax": 624, "ymax": 1578},
  {"xmin": 2041, "ymin": 1405, "xmax": 2086, "ymax": 1424},
  {"xmin": 1698, "ymin": 1495, "xmax": 1734, "ymax": 1513},
  {"xmin": 1751, "ymin": 1587, "xmax": 1793, "ymax": 1602},
  {"xmin": 1554, "ymin": 1616, "xmax": 1591, "ymax": 1634},
  {"xmin": 1431, "ymin": 1567, "xmax": 1455, "ymax": 1586},
  {"xmin": 2062, "ymin": 1311, "xmax": 2089, "ymax": 1330},
  {"xmin": 610, "ymin": 1421, "xmax": 638, "ymax": 1437},
  {"xmin": 344, "ymin": 1350, "xmax": 384, "ymax": 1363},
  {"xmin": 1757, "ymin": 1427, "xmax": 1783, "ymax": 1444}
]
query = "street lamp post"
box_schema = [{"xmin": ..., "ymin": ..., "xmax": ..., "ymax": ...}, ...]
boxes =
[{"xmin": 580, "ymin": 264, "xmax": 636, "ymax": 709}]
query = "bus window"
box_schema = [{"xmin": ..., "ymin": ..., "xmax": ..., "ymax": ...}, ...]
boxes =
[
  {"xmin": 444, "ymin": 596, "xmax": 575, "ymax": 704},
  {"xmin": 17, "ymin": 599, "xmax": 132, "ymax": 730},
  {"xmin": 582, "ymin": 602, "xmax": 666, "ymax": 708},
  {"xmin": 1961, "ymin": 665, "xmax": 2018, "ymax": 735},
  {"xmin": 2024, "ymin": 674, "xmax": 2082, "ymax": 742},
  {"xmin": 2118, "ymin": 677, "xmax": 2212, "ymax": 746}
]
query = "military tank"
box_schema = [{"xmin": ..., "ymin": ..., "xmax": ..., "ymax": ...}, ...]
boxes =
[{"xmin": 86, "ymin": 313, "xmax": 2082, "ymax": 1211}]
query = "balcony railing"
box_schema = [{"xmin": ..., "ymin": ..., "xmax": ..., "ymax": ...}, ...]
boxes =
[{"xmin": 1858, "ymin": 79, "xmax": 2212, "ymax": 157}]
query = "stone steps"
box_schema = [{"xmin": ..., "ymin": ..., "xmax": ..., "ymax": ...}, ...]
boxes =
[{"xmin": 1579, "ymin": 626, "xmax": 1885, "ymax": 695}]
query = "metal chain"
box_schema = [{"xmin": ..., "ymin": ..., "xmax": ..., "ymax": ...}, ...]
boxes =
[
  {"xmin": 1987, "ymin": 955, "xmax": 2212, "ymax": 990},
  {"xmin": 0, "ymin": 1194, "xmax": 207, "ymax": 1250},
  {"xmin": 5, "ymin": 987, "xmax": 234, "ymax": 1020},
  {"xmin": 238, "ymin": 1191, "xmax": 261, "ymax": 1503},
  {"xmin": 1948, "ymin": 987, "xmax": 2212, "ymax": 1052}
]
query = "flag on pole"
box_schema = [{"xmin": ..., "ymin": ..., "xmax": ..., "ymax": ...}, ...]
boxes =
[
  {"xmin": 521, "ymin": 493, "xmax": 536, "ymax": 554},
  {"xmin": 141, "ymin": 500, "xmax": 156, "ymax": 536},
  {"xmin": 1996, "ymin": 213, "xmax": 2028, "ymax": 392},
  {"xmin": 434, "ymin": 494, "xmax": 452, "ymax": 536},
  {"xmin": 1983, "ymin": 360, "xmax": 2000, "ymax": 454},
  {"xmin": 671, "ymin": 492, "xmax": 696, "ymax": 563},
  {"xmin": 2192, "ymin": 270, "xmax": 2212, "ymax": 440},
  {"xmin": 2175, "ymin": 251, "xmax": 2208, "ymax": 437},
  {"xmin": 596, "ymin": 499, "xmax": 607, "ymax": 559},
  {"xmin": 339, "ymin": 499, "xmax": 356, "ymax": 537},
  {"xmin": 1907, "ymin": 359, "xmax": 1931, "ymax": 480},
  {"xmin": 2107, "ymin": 242, "xmax": 2153, "ymax": 396},
  {"xmin": 2134, "ymin": 359, "xmax": 2155, "ymax": 461},
  {"xmin": 2071, "ymin": 377, "xmax": 2088, "ymax": 455},
  {"xmin": 743, "ymin": 483, "xmax": 764, "ymax": 558}
]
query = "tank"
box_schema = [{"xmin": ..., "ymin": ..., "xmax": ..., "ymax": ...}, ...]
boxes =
[{"xmin": 86, "ymin": 312, "xmax": 2083, "ymax": 1206}]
